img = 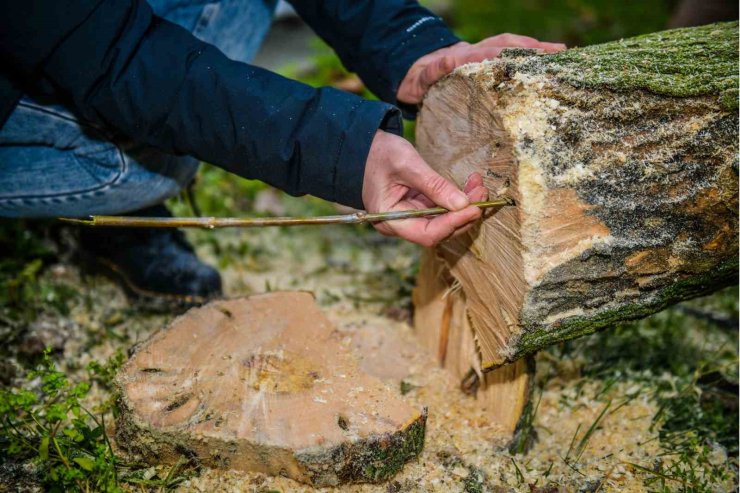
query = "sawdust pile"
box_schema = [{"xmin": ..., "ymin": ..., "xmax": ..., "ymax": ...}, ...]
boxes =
[{"xmin": 13, "ymin": 218, "xmax": 734, "ymax": 492}]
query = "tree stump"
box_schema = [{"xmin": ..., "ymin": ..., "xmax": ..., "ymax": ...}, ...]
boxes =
[
  {"xmin": 115, "ymin": 292, "xmax": 425, "ymax": 487},
  {"xmin": 413, "ymin": 22, "xmax": 738, "ymax": 429}
]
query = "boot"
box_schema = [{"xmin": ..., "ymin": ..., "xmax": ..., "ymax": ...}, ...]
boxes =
[{"xmin": 78, "ymin": 204, "xmax": 222, "ymax": 309}]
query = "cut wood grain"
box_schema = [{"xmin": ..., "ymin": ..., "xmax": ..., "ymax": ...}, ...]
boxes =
[
  {"xmin": 115, "ymin": 292, "xmax": 425, "ymax": 487},
  {"xmin": 415, "ymin": 22, "xmax": 738, "ymax": 371},
  {"xmin": 412, "ymin": 250, "xmax": 533, "ymax": 434}
]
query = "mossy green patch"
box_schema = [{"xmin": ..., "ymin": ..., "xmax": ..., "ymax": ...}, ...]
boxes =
[
  {"xmin": 519, "ymin": 21, "xmax": 739, "ymax": 110},
  {"xmin": 296, "ymin": 411, "xmax": 427, "ymax": 486},
  {"xmin": 512, "ymin": 257, "xmax": 739, "ymax": 360},
  {"xmin": 350, "ymin": 412, "xmax": 426, "ymax": 483}
]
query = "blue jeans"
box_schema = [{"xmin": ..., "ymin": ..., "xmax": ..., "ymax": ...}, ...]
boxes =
[{"xmin": 0, "ymin": 0, "xmax": 276, "ymax": 218}]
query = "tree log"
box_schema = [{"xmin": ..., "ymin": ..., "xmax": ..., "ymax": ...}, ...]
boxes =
[
  {"xmin": 115, "ymin": 292, "xmax": 425, "ymax": 487},
  {"xmin": 414, "ymin": 22, "xmax": 738, "ymax": 373}
]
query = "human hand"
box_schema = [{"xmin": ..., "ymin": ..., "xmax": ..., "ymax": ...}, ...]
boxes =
[
  {"xmin": 397, "ymin": 34, "xmax": 566, "ymax": 104},
  {"xmin": 362, "ymin": 130, "xmax": 488, "ymax": 247}
]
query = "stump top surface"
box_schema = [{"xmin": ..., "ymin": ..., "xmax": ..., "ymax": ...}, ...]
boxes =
[{"xmin": 118, "ymin": 292, "xmax": 420, "ymax": 452}]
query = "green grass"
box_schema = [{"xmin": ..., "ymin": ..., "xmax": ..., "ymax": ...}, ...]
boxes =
[
  {"xmin": 0, "ymin": 348, "xmax": 197, "ymax": 492},
  {"xmin": 0, "ymin": 221, "xmax": 73, "ymax": 326},
  {"xmin": 545, "ymin": 286, "xmax": 739, "ymax": 492}
]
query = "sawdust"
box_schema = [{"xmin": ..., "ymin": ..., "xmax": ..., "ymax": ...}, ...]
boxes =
[
  {"xmin": 171, "ymin": 228, "xmax": 667, "ymax": 492},
  {"xmin": 179, "ymin": 308, "xmax": 663, "ymax": 492},
  {"xmin": 8, "ymin": 213, "xmax": 734, "ymax": 492}
]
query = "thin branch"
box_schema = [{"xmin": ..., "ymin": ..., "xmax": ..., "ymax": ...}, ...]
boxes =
[{"xmin": 58, "ymin": 199, "xmax": 513, "ymax": 229}]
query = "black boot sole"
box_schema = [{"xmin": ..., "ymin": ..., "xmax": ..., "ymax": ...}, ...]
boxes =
[{"xmin": 76, "ymin": 251, "xmax": 219, "ymax": 313}]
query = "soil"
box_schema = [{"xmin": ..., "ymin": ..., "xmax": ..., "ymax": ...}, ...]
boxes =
[{"xmin": 3, "ymin": 210, "xmax": 736, "ymax": 492}]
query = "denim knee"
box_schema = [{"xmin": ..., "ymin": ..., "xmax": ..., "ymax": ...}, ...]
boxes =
[
  {"xmin": 147, "ymin": 0, "xmax": 277, "ymax": 63},
  {"xmin": 0, "ymin": 149, "xmax": 199, "ymax": 218},
  {"xmin": 0, "ymin": 99, "xmax": 201, "ymax": 217}
]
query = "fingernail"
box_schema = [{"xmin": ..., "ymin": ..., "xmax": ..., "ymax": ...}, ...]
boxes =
[{"xmin": 450, "ymin": 191, "xmax": 469, "ymax": 210}]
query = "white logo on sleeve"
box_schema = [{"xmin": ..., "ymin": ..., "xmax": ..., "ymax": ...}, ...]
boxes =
[{"xmin": 405, "ymin": 16, "xmax": 437, "ymax": 33}]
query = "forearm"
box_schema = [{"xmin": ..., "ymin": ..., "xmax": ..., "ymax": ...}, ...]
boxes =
[
  {"xmin": 287, "ymin": 0, "xmax": 459, "ymax": 105},
  {"xmin": 6, "ymin": 0, "xmax": 401, "ymax": 208},
  {"xmin": 69, "ymin": 26, "xmax": 401, "ymax": 207}
]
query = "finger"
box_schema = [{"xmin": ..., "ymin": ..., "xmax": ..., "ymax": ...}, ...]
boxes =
[
  {"xmin": 478, "ymin": 33, "xmax": 542, "ymax": 48},
  {"xmin": 402, "ymin": 158, "xmax": 469, "ymax": 211},
  {"xmin": 452, "ymin": 46, "xmax": 505, "ymax": 65},
  {"xmin": 466, "ymin": 185, "xmax": 488, "ymax": 203},
  {"xmin": 445, "ymin": 186, "xmax": 488, "ymax": 238},
  {"xmin": 391, "ymin": 206, "xmax": 482, "ymax": 247},
  {"xmin": 539, "ymin": 41, "xmax": 567, "ymax": 52},
  {"xmin": 403, "ymin": 193, "xmax": 435, "ymax": 209},
  {"xmin": 417, "ymin": 53, "xmax": 459, "ymax": 95},
  {"xmin": 464, "ymin": 172, "xmax": 484, "ymax": 194},
  {"xmin": 423, "ymin": 205, "xmax": 482, "ymax": 244},
  {"xmin": 404, "ymin": 184, "xmax": 484, "ymax": 211},
  {"xmin": 479, "ymin": 33, "xmax": 537, "ymax": 48},
  {"xmin": 451, "ymin": 186, "xmax": 490, "ymax": 237},
  {"xmin": 479, "ymin": 34, "xmax": 566, "ymax": 52},
  {"xmin": 418, "ymin": 45, "xmax": 510, "ymax": 94},
  {"xmin": 450, "ymin": 43, "xmax": 564, "ymax": 69},
  {"xmin": 403, "ymin": 192, "xmax": 436, "ymax": 208},
  {"xmin": 417, "ymin": 39, "xmax": 565, "ymax": 95}
]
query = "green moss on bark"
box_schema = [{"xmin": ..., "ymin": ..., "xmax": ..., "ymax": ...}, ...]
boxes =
[
  {"xmin": 517, "ymin": 21, "xmax": 739, "ymax": 110},
  {"xmin": 296, "ymin": 410, "xmax": 427, "ymax": 486},
  {"xmin": 511, "ymin": 258, "xmax": 739, "ymax": 361}
]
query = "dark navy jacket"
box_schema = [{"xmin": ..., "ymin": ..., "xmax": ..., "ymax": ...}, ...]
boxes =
[{"xmin": 0, "ymin": 0, "xmax": 459, "ymax": 208}]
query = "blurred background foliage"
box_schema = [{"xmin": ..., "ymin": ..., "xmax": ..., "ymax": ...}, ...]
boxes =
[{"xmin": 449, "ymin": 0, "xmax": 676, "ymax": 45}]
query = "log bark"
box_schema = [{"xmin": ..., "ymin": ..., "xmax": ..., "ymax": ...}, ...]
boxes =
[
  {"xmin": 115, "ymin": 292, "xmax": 425, "ymax": 487},
  {"xmin": 414, "ymin": 22, "xmax": 738, "ymax": 373}
]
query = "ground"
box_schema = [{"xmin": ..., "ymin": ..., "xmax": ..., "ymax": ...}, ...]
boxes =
[{"xmin": 0, "ymin": 173, "xmax": 737, "ymax": 491}]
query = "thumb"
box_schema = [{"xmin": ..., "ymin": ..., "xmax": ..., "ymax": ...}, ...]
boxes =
[{"xmin": 405, "ymin": 161, "xmax": 470, "ymax": 211}]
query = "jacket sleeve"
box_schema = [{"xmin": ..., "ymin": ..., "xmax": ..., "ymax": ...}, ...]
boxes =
[
  {"xmin": 286, "ymin": 0, "xmax": 460, "ymax": 108},
  {"xmin": 0, "ymin": 0, "xmax": 402, "ymax": 209}
]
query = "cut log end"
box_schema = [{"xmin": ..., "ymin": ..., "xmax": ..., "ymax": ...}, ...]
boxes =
[
  {"xmin": 115, "ymin": 292, "xmax": 425, "ymax": 487},
  {"xmin": 413, "ymin": 250, "xmax": 533, "ymax": 435}
]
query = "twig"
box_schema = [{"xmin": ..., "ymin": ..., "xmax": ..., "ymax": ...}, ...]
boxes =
[{"xmin": 58, "ymin": 199, "xmax": 512, "ymax": 229}]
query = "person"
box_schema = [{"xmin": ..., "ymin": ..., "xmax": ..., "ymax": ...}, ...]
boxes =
[{"xmin": 0, "ymin": 0, "xmax": 563, "ymax": 307}]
